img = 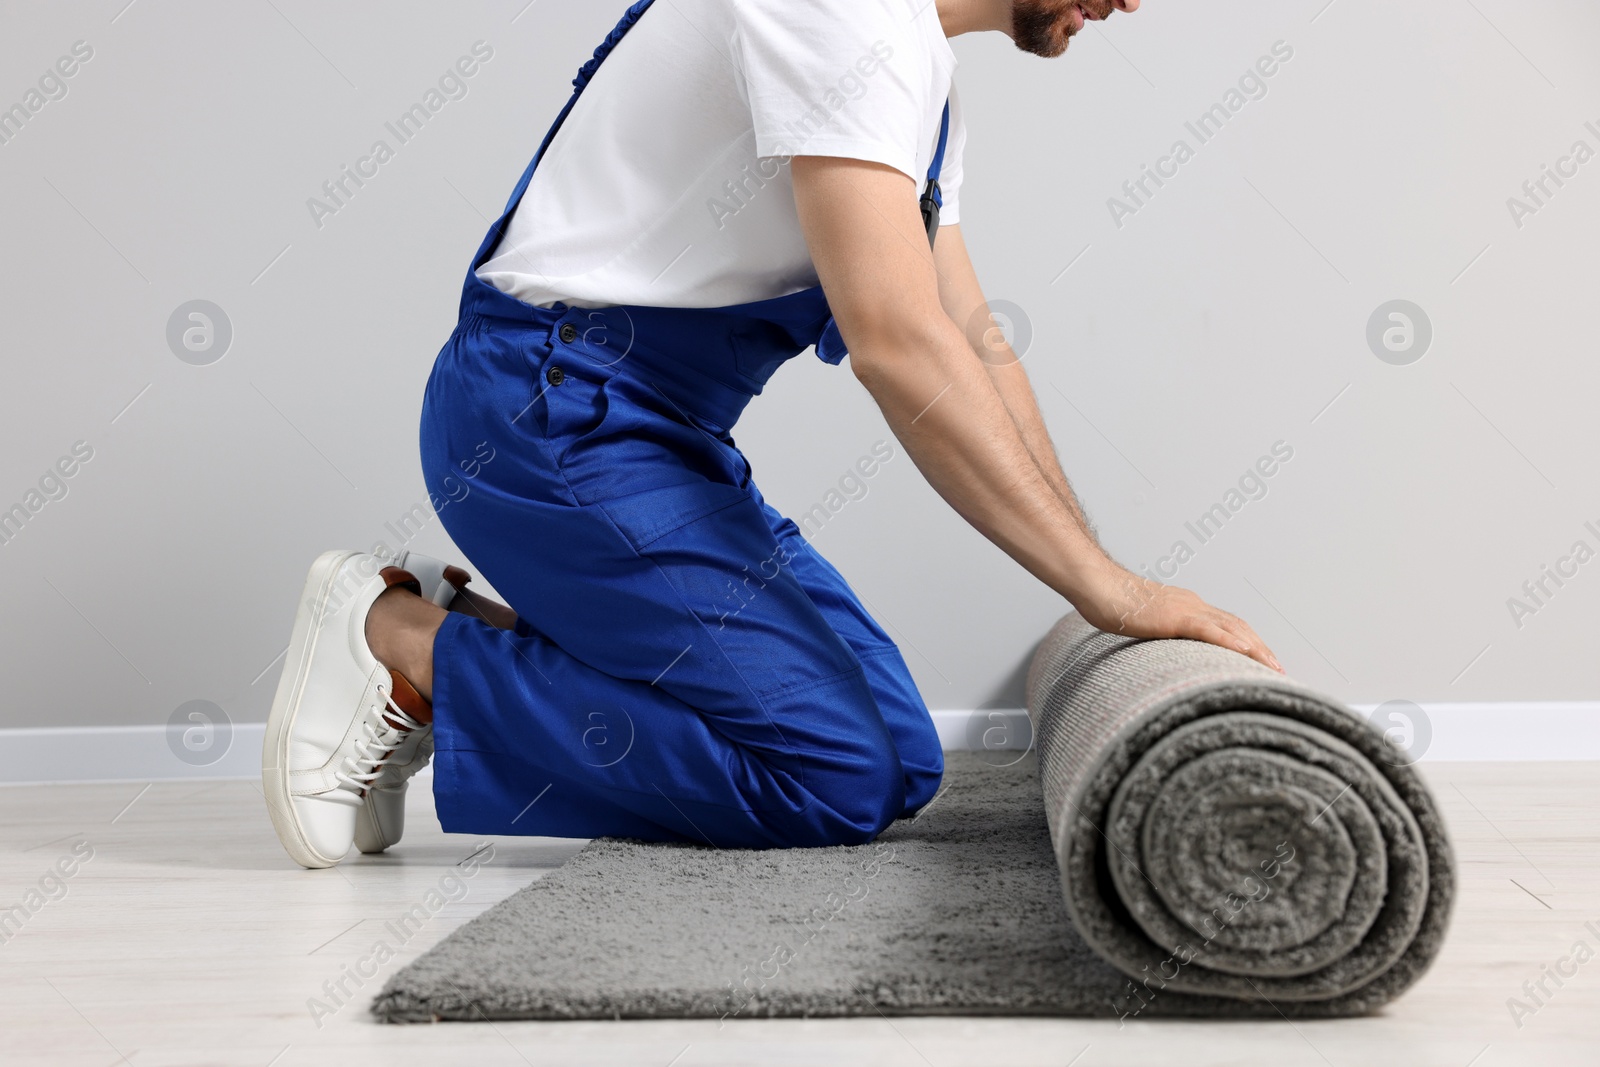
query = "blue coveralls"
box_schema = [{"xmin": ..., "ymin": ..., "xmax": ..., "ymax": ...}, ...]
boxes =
[{"xmin": 419, "ymin": 0, "xmax": 948, "ymax": 849}]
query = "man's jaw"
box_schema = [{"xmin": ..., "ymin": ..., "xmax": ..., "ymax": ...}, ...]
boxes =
[{"xmin": 1012, "ymin": 1, "xmax": 1095, "ymax": 58}]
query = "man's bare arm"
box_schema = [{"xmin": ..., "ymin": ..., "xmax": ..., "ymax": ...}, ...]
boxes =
[
  {"xmin": 932, "ymin": 222, "xmax": 1095, "ymax": 537},
  {"xmin": 789, "ymin": 156, "xmax": 1283, "ymax": 672}
]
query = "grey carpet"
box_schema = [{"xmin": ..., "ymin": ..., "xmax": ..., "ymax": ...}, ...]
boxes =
[
  {"xmin": 374, "ymin": 752, "xmax": 1318, "ymax": 1022},
  {"xmin": 372, "ymin": 614, "xmax": 1454, "ymax": 1022},
  {"xmin": 1028, "ymin": 613, "xmax": 1455, "ymax": 1013}
]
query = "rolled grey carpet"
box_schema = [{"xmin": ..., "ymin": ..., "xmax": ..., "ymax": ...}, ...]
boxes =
[{"xmin": 1025, "ymin": 613, "xmax": 1455, "ymax": 1014}]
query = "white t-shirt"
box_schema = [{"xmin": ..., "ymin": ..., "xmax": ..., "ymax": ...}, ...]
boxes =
[{"xmin": 476, "ymin": 0, "xmax": 966, "ymax": 310}]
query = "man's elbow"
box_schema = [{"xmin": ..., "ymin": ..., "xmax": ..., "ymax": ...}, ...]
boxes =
[{"xmin": 842, "ymin": 311, "xmax": 964, "ymax": 388}]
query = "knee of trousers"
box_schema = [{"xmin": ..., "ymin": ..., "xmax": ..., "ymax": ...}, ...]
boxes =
[
  {"xmin": 902, "ymin": 746, "xmax": 945, "ymax": 814},
  {"xmin": 751, "ymin": 693, "xmax": 908, "ymax": 848},
  {"xmin": 823, "ymin": 774, "xmax": 905, "ymax": 846},
  {"xmin": 759, "ymin": 777, "xmax": 904, "ymax": 848}
]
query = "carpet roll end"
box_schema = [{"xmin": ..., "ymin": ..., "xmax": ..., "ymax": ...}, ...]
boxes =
[{"xmin": 1027, "ymin": 613, "xmax": 1455, "ymax": 1015}]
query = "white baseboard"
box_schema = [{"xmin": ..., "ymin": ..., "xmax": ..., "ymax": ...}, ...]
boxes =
[
  {"xmin": 0, "ymin": 723, "xmax": 268, "ymax": 785},
  {"xmin": 1, "ymin": 703, "xmax": 1595, "ymax": 784},
  {"xmin": 931, "ymin": 709, "xmax": 1035, "ymax": 753}
]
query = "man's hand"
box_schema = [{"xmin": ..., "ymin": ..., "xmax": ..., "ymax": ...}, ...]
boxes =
[{"xmin": 1072, "ymin": 563, "xmax": 1284, "ymax": 673}]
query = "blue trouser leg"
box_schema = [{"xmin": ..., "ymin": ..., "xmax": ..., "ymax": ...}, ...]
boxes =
[
  {"xmin": 418, "ymin": 318, "xmax": 942, "ymax": 848},
  {"xmin": 748, "ymin": 490, "xmax": 944, "ymax": 813}
]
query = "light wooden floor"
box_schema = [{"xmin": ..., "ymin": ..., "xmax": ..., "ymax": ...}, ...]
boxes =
[{"xmin": 1, "ymin": 762, "xmax": 1596, "ymax": 1067}]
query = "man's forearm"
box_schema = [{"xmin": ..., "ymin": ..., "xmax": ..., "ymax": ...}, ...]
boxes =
[
  {"xmin": 931, "ymin": 224, "xmax": 1098, "ymax": 542},
  {"xmin": 981, "ymin": 355, "xmax": 1098, "ymax": 540},
  {"xmin": 850, "ymin": 317, "xmax": 1114, "ymax": 606}
]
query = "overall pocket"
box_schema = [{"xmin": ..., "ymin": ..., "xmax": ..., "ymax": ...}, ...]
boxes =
[
  {"xmin": 547, "ymin": 361, "xmax": 749, "ymax": 508},
  {"xmin": 536, "ymin": 355, "xmax": 612, "ymax": 472}
]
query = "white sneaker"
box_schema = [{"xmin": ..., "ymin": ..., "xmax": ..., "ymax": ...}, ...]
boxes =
[
  {"xmin": 352, "ymin": 550, "xmax": 473, "ymax": 854},
  {"xmin": 262, "ymin": 551, "xmax": 433, "ymax": 869}
]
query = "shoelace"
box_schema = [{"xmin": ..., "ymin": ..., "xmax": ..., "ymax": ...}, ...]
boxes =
[
  {"xmin": 370, "ymin": 726, "xmax": 433, "ymax": 790},
  {"xmin": 335, "ymin": 683, "xmax": 425, "ymax": 794}
]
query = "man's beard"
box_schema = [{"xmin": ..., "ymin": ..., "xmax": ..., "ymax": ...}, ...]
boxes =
[{"xmin": 1011, "ymin": 0, "xmax": 1084, "ymax": 58}]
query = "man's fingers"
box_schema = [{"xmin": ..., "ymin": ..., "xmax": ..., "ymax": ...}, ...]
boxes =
[
  {"xmin": 1188, "ymin": 618, "xmax": 1243, "ymax": 653},
  {"xmin": 1095, "ymin": 583, "xmax": 1287, "ymax": 674},
  {"xmin": 1213, "ymin": 612, "xmax": 1285, "ymax": 673},
  {"xmin": 1193, "ymin": 614, "xmax": 1283, "ymax": 674},
  {"xmin": 1231, "ymin": 620, "xmax": 1284, "ymax": 673},
  {"xmin": 1238, "ymin": 640, "xmax": 1283, "ymax": 673}
]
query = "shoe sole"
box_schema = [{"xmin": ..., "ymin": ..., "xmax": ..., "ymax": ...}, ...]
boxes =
[{"xmin": 262, "ymin": 549, "xmax": 363, "ymax": 869}]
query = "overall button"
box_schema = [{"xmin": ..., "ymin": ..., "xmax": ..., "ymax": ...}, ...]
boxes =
[
  {"xmin": 558, "ymin": 323, "xmax": 579, "ymax": 344},
  {"xmin": 545, "ymin": 365, "xmax": 566, "ymax": 386}
]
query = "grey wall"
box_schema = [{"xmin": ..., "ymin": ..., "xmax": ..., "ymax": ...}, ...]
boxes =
[{"xmin": 2, "ymin": 0, "xmax": 1595, "ymax": 735}]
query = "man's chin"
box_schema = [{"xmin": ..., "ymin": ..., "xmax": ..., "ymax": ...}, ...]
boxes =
[{"xmin": 1013, "ymin": 1, "xmax": 1083, "ymax": 59}]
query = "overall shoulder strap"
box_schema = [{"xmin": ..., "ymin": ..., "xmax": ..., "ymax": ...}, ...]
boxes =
[
  {"xmin": 927, "ymin": 100, "xmax": 951, "ymax": 194},
  {"xmin": 501, "ymin": 0, "xmax": 659, "ymax": 215},
  {"xmin": 919, "ymin": 99, "xmax": 952, "ymax": 247}
]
